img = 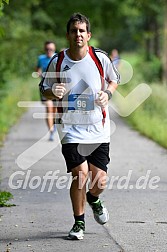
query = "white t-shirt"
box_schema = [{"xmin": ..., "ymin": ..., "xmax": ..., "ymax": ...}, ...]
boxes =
[{"xmin": 42, "ymin": 48, "xmax": 119, "ymax": 144}]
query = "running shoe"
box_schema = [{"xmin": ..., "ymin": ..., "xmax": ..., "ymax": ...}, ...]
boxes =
[
  {"xmin": 54, "ymin": 124, "xmax": 57, "ymax": 132},
  {"xmin": 67, "ymin": 221, "xmax": 85, "ymax": 240},
  {"xmin": 88, "ymin": 199, "xmax": 109, "ymax": 225},
  {"xmin": 49, "ymin": 131, "xmax": 54, "ymax": 141}
]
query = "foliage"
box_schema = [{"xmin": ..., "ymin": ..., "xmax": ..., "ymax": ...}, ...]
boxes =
[
  {"xmin": 0, "ymin": 0, "xmax": 9, "ymax": 9},
  {"xmin": 116, "ymin": 52, "xmax": 167, "ymax": 149},
  {"xmin": 0, "ymin": 1, "xmax": 166, "ymax": 146},
  {"xmin": 136, "ymin": 55, "xmax": 162, "ymax": 82},
  {"xmin": 0, "ymin": 0, "xmax": 165, "ymax": 87},
  {"xmin": 0, "ymin": 76, "xmax": 39, "ymax": 143},
  {"xmin": 0, "ymin": 0, "xmax": 9, "ymax": 5},
  {"xmin": 0, "ymin": 191, "xmax": 15, "ymax": 207},
  {"xmin": 126, "ymin": 82, "xmax": 167, "ymax": 148},
  {"xmin": 0, "ymin": 0, "xmax": 9, "ymax": 36}
]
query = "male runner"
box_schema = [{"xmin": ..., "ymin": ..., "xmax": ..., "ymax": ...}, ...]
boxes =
[{"xmin": 41, "ymin": 13, "xmax": 120, "ymax": 240}]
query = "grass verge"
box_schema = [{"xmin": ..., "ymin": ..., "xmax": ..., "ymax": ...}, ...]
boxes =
[
  {"xmin": 0, "ymin": 75, "xmax": 39, "ymax": 145},
  {"xmin": 0, "ymin": 75, "xmax": 40, "ymax": 203},
  {"xmin": 116, "ymin": 53, "xmax": 167, "ymax": 149}
]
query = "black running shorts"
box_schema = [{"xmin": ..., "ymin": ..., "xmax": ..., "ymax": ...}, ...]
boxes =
[{"xmin": 62, "ymin": 143, "xmax": 110, "ymax": 173}]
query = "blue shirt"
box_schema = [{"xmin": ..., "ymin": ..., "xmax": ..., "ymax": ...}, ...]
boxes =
[{"xmin": 37, "ymin": 54, "xmax": 53, "ymax": 72}]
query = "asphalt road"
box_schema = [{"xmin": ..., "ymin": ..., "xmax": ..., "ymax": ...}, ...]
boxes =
[{"xmin": 0, "ymin": 104, "xmax": 167, "ymax": 252}]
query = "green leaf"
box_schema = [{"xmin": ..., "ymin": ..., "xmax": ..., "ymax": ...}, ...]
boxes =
[
  {"xmin": 0, "ymin": 191, "xmax": 15, "ymax": 207},
  {"xmin": 3, "ymin": 0, "xmax": 9, "ymax": 4},
  {"xmin": 0, "ymin": 0, "xmax": 9, "ymax": 8}
]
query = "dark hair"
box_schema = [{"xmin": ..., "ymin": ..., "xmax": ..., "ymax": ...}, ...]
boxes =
[
  {"xmin": 67, "ymin": 13, "xmax": 91, "ymax": 33},
  {"xmin": 44, "ymin": 41, "xmax": 56, "ymax": 47}
]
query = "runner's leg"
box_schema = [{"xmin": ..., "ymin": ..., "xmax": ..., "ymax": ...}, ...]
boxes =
[
  {"xmin": 70, "ymin": 161, "xmax": 89, "ymax": 216},
  {"xmin": 45, "ymin": 100, "xmax": 55, "ymax": 131}
]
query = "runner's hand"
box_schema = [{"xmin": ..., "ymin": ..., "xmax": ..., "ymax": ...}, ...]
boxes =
[
  {"xmin": 52, "ymin": 83, "xmax": 66, "ymax": 99},
  {"xmin": 96, "ymin": 91, "xmax": 108, "ymax": 108}
]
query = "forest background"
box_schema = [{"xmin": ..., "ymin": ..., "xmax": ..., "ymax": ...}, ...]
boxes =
[{"xmin": 0, "ymin": 0, "xmax": 167, "ymax": 148}]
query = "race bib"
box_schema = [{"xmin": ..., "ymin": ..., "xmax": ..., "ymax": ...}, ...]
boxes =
[{"xmin": 68, "ymin": 94, "xmax": 94, "ymax": 112}]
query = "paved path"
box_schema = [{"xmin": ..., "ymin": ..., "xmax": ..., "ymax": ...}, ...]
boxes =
[{"xmin": 0, "ymin": 105, "xmax": 167, "ymax": 252}]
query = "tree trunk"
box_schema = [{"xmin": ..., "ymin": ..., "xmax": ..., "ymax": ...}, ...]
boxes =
[
  {"xmin": 144, "ymin": 17, "xmax": 152, "ymax": 61},
  {"xmin": 153, "ymin": 18, "xmax": 160, "ymax": 58}
]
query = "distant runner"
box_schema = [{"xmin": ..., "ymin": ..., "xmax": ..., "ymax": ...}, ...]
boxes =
[{"xmin": 36, "ymin": 41, "xmax": 57, "ymax": 141}]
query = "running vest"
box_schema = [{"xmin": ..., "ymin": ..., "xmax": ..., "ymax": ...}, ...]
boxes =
[{"xmin": 56, "ymin": 46, "xmax": 106, "ymax": 125}]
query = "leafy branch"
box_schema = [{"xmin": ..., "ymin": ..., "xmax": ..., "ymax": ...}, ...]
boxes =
[
  {"xmin": 0, "ymin": 0, "xmax": 9, "ymax": 7},
  {"xmin": 0, "ymin": 0, "xmax": 9, "ymax": 37}
]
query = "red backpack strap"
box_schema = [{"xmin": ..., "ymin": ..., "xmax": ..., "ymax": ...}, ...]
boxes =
[
  {"xmin": 55, "ymin": 51, "xmax": 65, "ymax": 120},
  {"xmin": 56, "ymin": 50, "xmax": 65, "ymax": 83},
  {"xmin": 88, "ymin": 46, "xmax": 105, "ymax": 90},
  {"xmin": 88, "ymin": 46, "xmax": 106, "ymax": 125}
]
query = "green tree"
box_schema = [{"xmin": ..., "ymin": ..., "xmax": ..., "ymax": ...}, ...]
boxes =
[
  {"xmin": 0, "ymin": 0, "xmax": 166, "ymax": 84},
  {"xmin": 0, "ymin": 0, "xmax": 9, "ymax": 37}
]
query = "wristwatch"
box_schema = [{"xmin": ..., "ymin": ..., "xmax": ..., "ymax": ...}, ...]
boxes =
[{"xmin": 104, "ymin": 90, "xmax": 112, "ymax": 100}]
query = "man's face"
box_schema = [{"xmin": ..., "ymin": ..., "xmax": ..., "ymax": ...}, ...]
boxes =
[
  {"xmin": 66, "ymin": 21, "xmax": 91, "ymax": 48},
  {"xmin": 45, "ymin": 43, "xmax": 55, "ymax": 58}
]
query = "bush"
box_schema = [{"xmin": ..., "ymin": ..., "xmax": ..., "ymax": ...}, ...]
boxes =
[{"xmin": 136, "ymin": 55, "xmax": 162, "ymax": 83}]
